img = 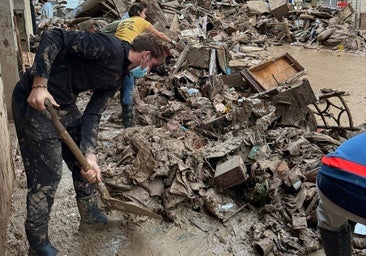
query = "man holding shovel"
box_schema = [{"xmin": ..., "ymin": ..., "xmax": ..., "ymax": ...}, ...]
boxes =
[{"xmin": 12, "ymin": 28, "xmax": 166, "ymax": 256}]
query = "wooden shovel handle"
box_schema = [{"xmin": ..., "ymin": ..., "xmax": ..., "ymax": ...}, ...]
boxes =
[
  {"xmin": 44, "ymin": 99, "xmax": 163, "ymax": 219},
  {"xmin": 45, "ymin": 98, "xmax": 114, "ymax": 201},
  {"xmin": 44, "ymin": 98, "xmax": 91, "ymax": 171}
]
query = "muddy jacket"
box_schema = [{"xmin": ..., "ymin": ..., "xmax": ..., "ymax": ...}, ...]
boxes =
[
  {"xmin": 18, "ymin": 28, "xmax": 131, "ymax": 154},
  {"xmin": 318, "ymin": 131, "xmax": 366, "ymax": 217}
]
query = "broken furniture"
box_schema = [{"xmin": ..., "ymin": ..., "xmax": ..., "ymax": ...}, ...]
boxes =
[
  {"xmin": 241, "ymin": 52, "xmax": 306, "ymax": 93},
  {"xmin": 240, "ymin": 53, "xmax": 355, "ymax": 132},
  {"xmin": 312, "ymin": 88, "xmax": 358, "ymax": 131}
]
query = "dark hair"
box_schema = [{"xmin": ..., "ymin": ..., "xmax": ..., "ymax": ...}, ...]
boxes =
[
  {"xmin": 128, "ymin": 2, "xmax": 148, "ymax": 17},
  {"xmin": 130, "ymin": 32, "xmax": 166, "ymax": 65}
]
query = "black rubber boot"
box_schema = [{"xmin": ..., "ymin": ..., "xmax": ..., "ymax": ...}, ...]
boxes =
[
  {"xmin": 319, "ymin": 224, "xmax": 352, "ymax": 256},
  {"xmin": 122, "ymin": 104, "xmax": 135, "ymax": 128},
  {"xmin": 76, "ymin": 193, "xmax": 108, "ymax": 230},
  {"xmin": 26, "ymin": 224, "xmax": 58, "ymax": 256}
]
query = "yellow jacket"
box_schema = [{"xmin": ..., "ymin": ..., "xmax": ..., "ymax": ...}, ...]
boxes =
[{"xmin": 114, "ymin": 16, "xmax": 150, "ymax": 43}]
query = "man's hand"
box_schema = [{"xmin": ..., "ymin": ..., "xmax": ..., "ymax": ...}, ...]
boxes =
[
  {"xmin": 81, "ymin": 153, "xmax": 102, "ymax": 184},
  {"xmin": 27, "ymin": 76, "xmax": 59, "ymax": 110}
]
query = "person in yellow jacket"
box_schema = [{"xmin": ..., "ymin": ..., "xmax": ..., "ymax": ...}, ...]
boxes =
[
  {"xmin": 115, "ymin": 2, "xmax": 175, "ymax": 45},
  {"xmin": 114, "ymin": 2, "xmax": 176, "ymax": 128}
]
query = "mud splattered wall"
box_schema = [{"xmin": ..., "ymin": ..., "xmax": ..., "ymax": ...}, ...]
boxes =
[
  {"xmin": 0, "ymin": 71, "xmax": 15, "ymax": 251},
  {"xmin": 0, "ymin": 0, "xmax": 20, "ymax": 120}
]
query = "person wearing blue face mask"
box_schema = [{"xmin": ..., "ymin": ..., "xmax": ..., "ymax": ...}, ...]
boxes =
[
  {"xmin": 130, "ymin": 63, "xmax": 148, "ymax": 78},
  {"xmin": 12, "ymin": 29, "xmax": 166, "ymax": 255},
  {"xmin": 129, "ymin": 50, "xmax": 151, "ymax": 78},
  {"xmin": 112, "ymin": 2, "xmax": 176, "ymax": 127}
]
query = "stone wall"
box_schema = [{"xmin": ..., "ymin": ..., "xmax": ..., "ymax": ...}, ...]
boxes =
[{"xmin": 0, "ymin": 70, "xmax": 15, "ymax": 251}]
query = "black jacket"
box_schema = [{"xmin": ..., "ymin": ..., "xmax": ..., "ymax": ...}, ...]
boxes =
[{"xmin": 17, "ymin": 28, "xmax": 131, "ymax": 154}]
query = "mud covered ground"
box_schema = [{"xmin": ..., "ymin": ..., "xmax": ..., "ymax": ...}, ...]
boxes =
[{"xmin": 5, "ymin": 46, "xmax": 366, "ymax": 256}]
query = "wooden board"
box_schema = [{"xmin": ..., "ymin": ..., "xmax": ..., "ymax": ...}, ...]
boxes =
[
  {"xmin": 241, "ymin": 53, "xmax": 305, "ymax": 92},
  {"xmin": 359, "ymin": 13, "xmax": 366, "ymax": 29}
]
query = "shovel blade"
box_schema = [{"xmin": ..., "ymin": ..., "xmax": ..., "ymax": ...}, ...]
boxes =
[
  {"xmin": 103, "ymin": 197, "xmax": 163, "ymax": 220},
  {"xmin": 97, "ymin": 182, "xmax": 162, "ymax": 220}
]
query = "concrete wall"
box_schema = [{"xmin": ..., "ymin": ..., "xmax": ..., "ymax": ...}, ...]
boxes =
[
  {"xmin": 0, "ymin": 0, "xmax": 20, "ymax": 120},
  {"xmin": 0, "ymin": 67, "xmax": 15, "ymax": 254},
  {"xmin": 0, "ymin": 0, "xmax": 18, "ymax": 249},
  {"xmin": 14, "ymin": 0, "xmax": 33, "ymax": 52}
]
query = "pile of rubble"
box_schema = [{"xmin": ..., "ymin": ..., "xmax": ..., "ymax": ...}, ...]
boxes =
[
  {"xmin": 33, "ymin": 0, "xmax": 366, "ymax": 52},
  {"xmin": 31, "ymin": 0, "xmax": 366, "ymax": 255},
  {"xmin": 94, "ymin": 64, "xmax": 364, "ymax": 255}
]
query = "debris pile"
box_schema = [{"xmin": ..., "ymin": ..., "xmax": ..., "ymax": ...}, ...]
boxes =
[
  {"xmin": 31, "ymin": 0, "xmax": 366, "ymax": 52},
  {"xmin": 94, "ymin": 56, "xmax": 364, "ymax": 254},
  {"xmin": 170, "ymin": 0, "xmax": 366, "ymax": 51}
]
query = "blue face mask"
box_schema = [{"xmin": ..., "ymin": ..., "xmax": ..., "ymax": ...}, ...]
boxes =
[
  {"xmin": 130, "ymin": 65, "xmax": 148, "ymax": 78},
  {"xmin": 130, "ymin": 54, "xmax": 151, "ymax": 78}
]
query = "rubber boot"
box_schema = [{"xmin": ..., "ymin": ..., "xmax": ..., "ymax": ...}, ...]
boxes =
[
  {"xmin": 76, "ymin": 193, "xmax": 108, "ymax": 230},
  {"xmin": 122, "ymin": 104, "xmax": 135, "ymax": 128},
  {"xmin": 26, "ymin": 224, "xmax": 58, "ymax": 256},
  {"xmin": 319, "ymin": 224, "xmax": 352, "ymax": 256}
]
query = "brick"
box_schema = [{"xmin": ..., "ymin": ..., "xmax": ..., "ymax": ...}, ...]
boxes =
[
  {"xmin": 214, "ymin": 156, "xmax": 248, "ymax": 189},
  {"xmin": 269, "ymin": 0, "xmax": 290, "ymax": 19}
]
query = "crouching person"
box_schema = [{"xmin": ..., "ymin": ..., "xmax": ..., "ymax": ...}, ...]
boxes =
[{"xmin": 317, "ymin": 131, "xmax": 366, "ymax": 256}]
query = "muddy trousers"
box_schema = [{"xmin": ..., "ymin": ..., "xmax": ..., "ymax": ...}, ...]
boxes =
[
  {"xmin": 317, "ymin": 192, "xmax": 353, "ymax": 256},
  {"xmin": 122, "ymin": 104, "xmax": 134, "ymax": 127},
  {"xmin": 316, "ymin": 189, "xmax": 366, "ymax": 256},
  {"xmin": 121, "ymin": 75, "xmax": 135, "ymax": 127},
  {"xmin": 12, "ymin": 87, "xmax": 101, "ymax": 255}
]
